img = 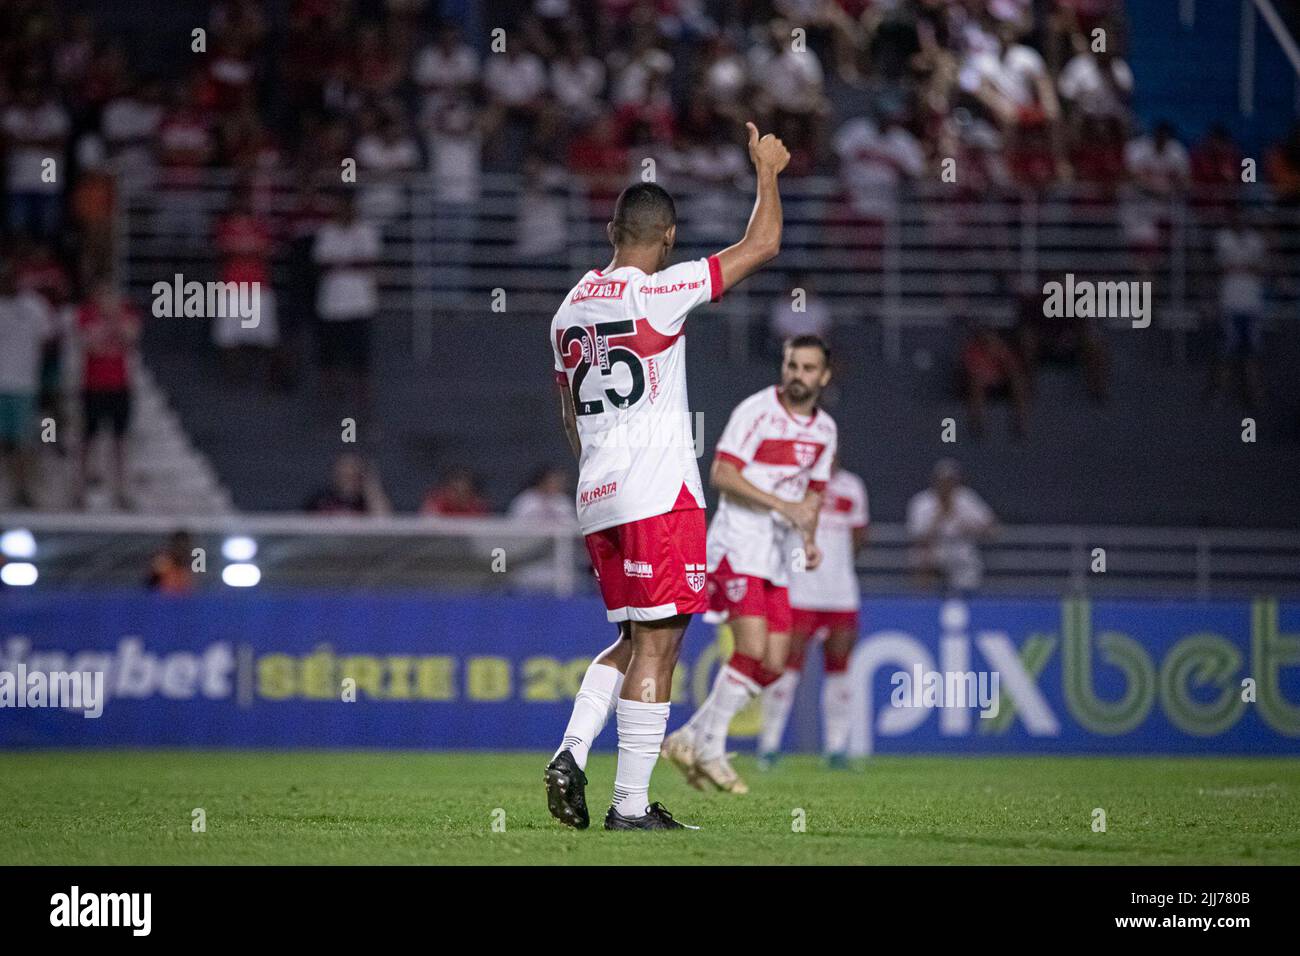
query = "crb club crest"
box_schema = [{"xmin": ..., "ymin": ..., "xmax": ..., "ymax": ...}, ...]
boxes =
[
  {"xmin": 684, "ymin": 563, "xmax": 705, "ymax": 593},
  {"xmin": 793, "ymin": 441, "xmax": 818, "ymax": 468},
  {"xmin": 725, "ymin": 577, "xmax": 748, "ymax": 603}
]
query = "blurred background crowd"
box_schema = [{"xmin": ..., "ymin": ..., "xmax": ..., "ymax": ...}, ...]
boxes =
[{"xmin": 0, "ymin": 0, "xmax": 1297, "ymax": 530}]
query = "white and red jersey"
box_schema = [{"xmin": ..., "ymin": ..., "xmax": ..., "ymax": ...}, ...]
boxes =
[
  {"xmin": 789, "ymin": 467, "xmax": 868, "ymax": 612},
  {"xmin": 707, "ymin": 385, "xmax": 837, "ymax": 585},
  {"xmin": 551, "ymin": 256, "xmax": 722, "ymax": 535}
]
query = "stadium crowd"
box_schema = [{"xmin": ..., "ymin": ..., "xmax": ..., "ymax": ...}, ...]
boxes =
[{"xmin": 1, "ymin": 0, "xmax": 1297, "ymax": 512}]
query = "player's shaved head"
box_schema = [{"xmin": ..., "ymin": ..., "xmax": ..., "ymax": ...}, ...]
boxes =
[{"xmin": 611, "ymin": 183, "xmax": 677, "ymax": 248}]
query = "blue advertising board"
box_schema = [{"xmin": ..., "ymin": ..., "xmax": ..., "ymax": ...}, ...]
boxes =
[{"xmin": 1, "ymin": 592, "xmax": 1297, "ymax": 753}]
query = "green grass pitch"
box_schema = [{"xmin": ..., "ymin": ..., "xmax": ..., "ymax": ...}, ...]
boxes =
[{"xmin": 1, "ymin": 751, "xmax": 1298, "ymax": 865}]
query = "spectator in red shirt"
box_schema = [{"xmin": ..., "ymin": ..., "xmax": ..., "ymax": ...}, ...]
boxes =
[
  {"xmin": 1069, "ymin": 113, "xmax": 1126, "ymax": 194},
  {"xmin": 567, "ymin": 115, "xmax": 629, "ymax": 201},
  {"xmin": 1266, "ymin": 124, "xmax": 1300, "ymax": 206},
  {"xmin": 77, "ymin": 281, "xmax": 141, "ymax": 509},
  {"xmin": 421, "ymin": 466, "xmax": 490, "ymax": 517},
  {"xmin": 1190, "ymin": 123, "xmax": 1244, "ymax": 208},
  {"xmin": 959, "ymin": 320, "xmax": 1031, "ymax": 439}
]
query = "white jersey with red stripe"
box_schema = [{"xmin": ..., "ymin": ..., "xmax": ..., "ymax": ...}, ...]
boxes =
[
  {"xmin": 707, "ymin": 385, "xmax": 837, "ymax": 586},
  {"xmin": 551, "ymin": 256, "xmax": 722, "ymax": 535},
  {"xmin": 789, "ymin": 467, "xmax": 868, "ymax": 612}
]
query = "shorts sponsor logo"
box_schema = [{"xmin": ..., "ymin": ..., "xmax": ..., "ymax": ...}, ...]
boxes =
[
  {"xmin": 725, "ymin": 577, "xmax": 748, "ymax": 603},
  {"xmin": 623, "ymin": 559, "xmax": 654, "ymax": 579},
  {"xmin": 684, "ymin": 563, "xmax": 705, "ymax": 592},
  {"xmin": 578, "ymin": 481, "xmax": 618, "ymax": 506}
]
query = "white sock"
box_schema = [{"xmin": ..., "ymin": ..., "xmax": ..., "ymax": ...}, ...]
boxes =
[
  {"xmin": 759, "ymin": 670, "xmax": 800, "ymax": 754},
  {"xmin": 612, "ymin": 698, "xmax": 669, "ymax": 817},
  {"xmin": 695, "ymin": 665, "xmax": 759, "ymax": 761},
  {"xmin": 554, "ymin": 663, "xmax": 623, "ymax": 770},
  {"xmin": 823, "ymin": 671, "xmax": 853, "ymax": 756},
  {"xmin": 679, "ymin": 662, "xmax": 729, "ymax": 739}
]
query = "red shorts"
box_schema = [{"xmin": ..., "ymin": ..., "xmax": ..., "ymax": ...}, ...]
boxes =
[
  {"xmin": 585, "ymin": 508, "xmax": 708, "ymax": 622},
  {"xmin": 791, "ymin": 608, "xmax": 860, "ymax": 638},
  {"xmin": 705, "ymin": 557, "xmax": 793, "ymax": 634}
]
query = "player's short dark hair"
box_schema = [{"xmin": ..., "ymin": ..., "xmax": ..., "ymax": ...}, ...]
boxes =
[
  {"xmin": 784, "ymin": 334, "xmax": 831, "ymax": 366},
  {"xmin": 611, "ymin": 182, "xmax": 676, "ymax": 246}
]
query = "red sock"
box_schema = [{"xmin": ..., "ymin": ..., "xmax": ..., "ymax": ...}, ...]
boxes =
[{"xmin": 727, "ymin": 653, "xmax": 764, "ymax": 683}]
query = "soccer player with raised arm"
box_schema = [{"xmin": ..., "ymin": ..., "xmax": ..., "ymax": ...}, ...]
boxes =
[
  {"xmin": 663, "ymin": 335, "xmax": 837, "ymax": 794},
  {"xmin": 544, "ymin": 123, "xmax": 790, "ymax": 831}
]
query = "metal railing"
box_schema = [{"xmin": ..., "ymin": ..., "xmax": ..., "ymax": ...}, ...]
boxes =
[
  {"xmin": 117, "ymin": 170, "xmax": 1300, "ymax": 365},
  {"xmin": 3, "ymin": 512, "xmax": 1299, "ymax": 598}
]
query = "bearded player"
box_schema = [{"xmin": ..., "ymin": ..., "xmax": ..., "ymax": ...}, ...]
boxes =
[
  {"xmin": 662, "ymin": 335, "xmax": 837, "ymax": 794},
  {"xmin": 758, "ymin": 455, "xmax": 868, "ymax": 769},
  {"xmin": 543, "ymin": 123, "xmax": 791, "ymax": 831}
]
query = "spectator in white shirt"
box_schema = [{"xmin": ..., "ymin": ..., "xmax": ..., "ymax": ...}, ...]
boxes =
[
  {"xmin": 483, "ymin": 42, "xmax": 549, "ymax": 160},
  {"xmin": 678, "ymin": 130, "xmax": 747, "ymax": 244},
  {"xmin": 0, "ymin": 261, "xmax": 53, "ymax": 508},
  {"xmin": 312, "ymin": 193, "xmax": 381, "ymax": 408},
  {"xmin": 3, "ymin": 83, "xmax": 71, "ymax": 241},
  {"xmin": 834, "ymin": 114, "xmax": 926, "ymax": 223},
  {"xmin": 959, "ymin": 18, "xmax": 1062, "ymax": 182},
  {"xmin": 515, "ymin": 154, "xmax": 570, "ymax": 259},
  {"xmin": 907, "ymin": 459, "xmax": 997, "ymax": 595},
  {"xmin": 752, "ymin": 20, "xmax": 829, "ymax": 161},
  {"xmin": 425, "ymin": 98, "xmax": 482, "ymax": 205},
  {"xmin": 101, "ymin": 79, "xmax": 165, "ymax": 188},
  {"xmin": 610, "ymin": 29, "xmax": 673, "ymax": 108},
  {"xmin": 507, "ymin": 465, "xmax": 575, "ymax": 591},
  {"xmin": 509, "ymin": 466, "xmax": 573, "ymax": 522},
  {"xmin": 765, "ymin": 272, "xmax": 832, "ymax": 361},
  {"xmin": 1121, "ymin": 122, "xmax": 1190, "ymax": 261},
  {"xmin": 413, "ymin": 22, "xmax": 480, "ymax": 116},
  {"xmin": 550, "ymin": 34, "xmax": 605, "ymax": 126},
  {"xmin": 355, "ymin": 110, "xmax": 422, "ymax": 221},
  {"xmin": 1209, "ymin": 205, "xmax": 1268, "ymax": 408},
  {"xmin": 1125, "ymin": 122, "xmax": 1191, "ymax": 198},
  {"xmin": 700, "ymin": 33, "xmax": 749, "ymax": 126},
  {"xmin": 484, "ymin": 43, "xmax": 547, "ymax": 110},
  {"xmin": 1057, "ymin": 33, "xmax": 1133, "ymax": 124}
]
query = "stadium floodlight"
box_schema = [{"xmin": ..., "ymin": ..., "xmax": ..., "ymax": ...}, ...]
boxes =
[
  {"xmin": 0, "ymin": 529, "xmax": 37, "ymax": 560},
  {"xmin": 1, "ymin": 562, "xmax": 38, "ymax": 586},
  {"xmin": 221, "ymin": 563, "xmax": 261, "ymax": 588},
  {"xmin": 222, "ymin": 535, "xmax": 258, "ymax": 562}
]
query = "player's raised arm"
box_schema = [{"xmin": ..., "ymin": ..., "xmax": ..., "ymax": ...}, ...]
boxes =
[{"xmin": 713, "ymin": 122, "xmax": 790, "ymax": 295}]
